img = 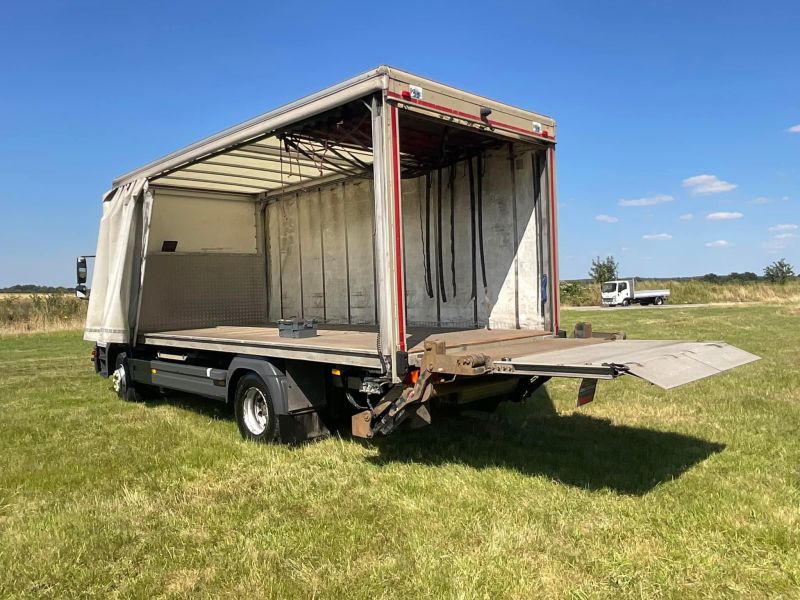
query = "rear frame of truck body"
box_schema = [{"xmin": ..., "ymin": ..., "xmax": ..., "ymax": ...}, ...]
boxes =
[{"xmin": 125, "ymin": 66, "xmax": 559, "ymax": 370}]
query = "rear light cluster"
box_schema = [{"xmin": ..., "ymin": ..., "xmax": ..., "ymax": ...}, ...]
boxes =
[{"xmin": 404, "ymin": 368, "xmax": 420, "ymax": 386}]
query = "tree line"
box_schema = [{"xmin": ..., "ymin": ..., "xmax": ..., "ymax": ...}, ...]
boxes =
[
  {"xmin": 587, "ymin": 256, "xmax": 796, "ymax": 284},
  {"xmin": 0, "ymin": 284, "xmax": 75, "ymax": 294}
]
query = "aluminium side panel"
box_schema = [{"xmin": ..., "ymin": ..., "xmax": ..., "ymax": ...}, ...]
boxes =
[
  {"xmin": 297, "ymin": 189, "xmax": 325, "ymax": 321},
  {"xmin": 513, "ymin": 145, "xmax": 543, "ymax": 330},
  {"xmin": 480, "ymin": 148, "xmax": 518, "ymax": 329},
  {"xmin": 345, "ymin": 180, "xmax": 378, "ymax": 325},
  {"xmin": 319, "ymin": 183, "xmax": 351, "ymax": 324}
]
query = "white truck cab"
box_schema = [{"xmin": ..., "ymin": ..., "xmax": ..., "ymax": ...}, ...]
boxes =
[{"xmin": 601, "ymin": 279, "xmax": 670, "ymax": 307}]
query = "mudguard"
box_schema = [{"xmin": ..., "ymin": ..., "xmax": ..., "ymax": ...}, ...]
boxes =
[{"xmin": 227, "ymin": 357, "xmax": 289, "ymax": 415}]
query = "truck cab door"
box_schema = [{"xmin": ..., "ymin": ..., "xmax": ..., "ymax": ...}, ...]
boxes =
[{"xmin": 618, "ymin": 281, "xmax": 629, "ymax": 304}]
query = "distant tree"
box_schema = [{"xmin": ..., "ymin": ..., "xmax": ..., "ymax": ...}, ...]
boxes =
[
  {"xmin": 589, "ymin": 256, "xmax": 619, "ymax": 283},
  {"xmin": 702, "ymin": 273, "xmax": 720, "ymax": 283},
  {"xmin": 763, "ymin": 259, "xmax": 795, "ymax": 284},
  {"xmin": 727, "ymin": 271, "xmax": 758, "ymax": 283}
]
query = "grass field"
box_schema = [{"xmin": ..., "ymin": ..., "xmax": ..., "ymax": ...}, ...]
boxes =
[{"xmin": 0, "ymin": 305, "xmax": 798, "ymax": 598}]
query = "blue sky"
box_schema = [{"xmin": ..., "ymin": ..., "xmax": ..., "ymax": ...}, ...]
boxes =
[{"xmin": 0, "ymin": 0, "xmax": 797, "ymax": 286}]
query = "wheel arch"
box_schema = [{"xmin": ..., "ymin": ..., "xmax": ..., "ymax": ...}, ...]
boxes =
[{"xmin": 226, "ymin": 357, "xmax": 288, "ymax": 415}]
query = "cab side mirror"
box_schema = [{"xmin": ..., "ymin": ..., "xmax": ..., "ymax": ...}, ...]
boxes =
[
  {"xmin": 76, "ymin": 256, "xmax": 89, "ymax": 300},
  {"xmin": 77, "ymin": 256, "xmax": 88, "ymax": 284}
]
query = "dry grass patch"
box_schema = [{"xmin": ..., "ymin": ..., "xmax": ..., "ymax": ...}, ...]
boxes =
[{"xmin": 0, "ymin": 293, "xmax": 85, "ymax": 334}]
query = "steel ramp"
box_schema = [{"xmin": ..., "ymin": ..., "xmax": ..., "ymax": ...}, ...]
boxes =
[{"xmin": 497, "ymin": 339, "xmax": 760, "ymax": 389}]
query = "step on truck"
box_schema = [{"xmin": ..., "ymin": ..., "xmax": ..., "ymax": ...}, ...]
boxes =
[
  {"xmin": 601, "ymin": 279, "xmax": 670, "ymax": 307},
  {"xmin": 79, "ymin": 66, "xmax": 758, "ymax": 443}
]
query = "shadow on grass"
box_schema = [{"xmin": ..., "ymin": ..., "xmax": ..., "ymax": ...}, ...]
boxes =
[
  {"xmin": 143, "ymin": 391, "xmax": 234, "ymax": 420},
  {"xmin": 141, "ymin": 387, "xmax": 723, "ymax": 496},
  {"xmin": 366, "ymin": 389, "xmax": 725, "ymax": 496}
]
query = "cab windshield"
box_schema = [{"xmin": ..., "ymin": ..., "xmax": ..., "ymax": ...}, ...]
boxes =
[{"xmin": 602, "ymin": 282, "xmax": 617, "ymax": 294}]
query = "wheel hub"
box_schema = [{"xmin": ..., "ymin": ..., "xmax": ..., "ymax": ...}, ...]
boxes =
[
  {"xmin": 112, "ymin": 366, "xmax": 125, "ymax": 393},
  {"xmin": 242, "ymin": 387, "xmax": 269, "ymax": 435}
]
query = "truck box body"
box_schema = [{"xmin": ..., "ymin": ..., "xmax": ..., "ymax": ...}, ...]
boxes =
[{"xmin": 83, "ymin": 67, "xmax": 757, "ymax": 441}]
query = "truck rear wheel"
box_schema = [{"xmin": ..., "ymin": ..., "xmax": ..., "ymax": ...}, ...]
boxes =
[
  {"xmin": 234, "ymin": 373, "xmax": 279, "ymax": 443},
  {"xmin": 112, "ymin": 353, "xmax": 147, "ymax": 402},
  {"xmin": 654, "ymin": 296, "xmax": 664, "ymax": 305}
]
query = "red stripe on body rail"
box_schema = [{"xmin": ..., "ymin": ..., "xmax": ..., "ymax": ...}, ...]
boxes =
[{"xmin": 389, "ymin": 104, "xmax": 406, "ymax": 352}]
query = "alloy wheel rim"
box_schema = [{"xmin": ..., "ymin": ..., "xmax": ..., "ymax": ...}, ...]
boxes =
[
  {"xmin": 112, "ymin": 365, "xmax": 125, "ymax": 393},
  {"xmin": 242, "ymin": 387, "xmax": 269, "ymax": 435}
]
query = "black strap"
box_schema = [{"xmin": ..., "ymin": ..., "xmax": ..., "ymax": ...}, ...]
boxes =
[
  {"xmin": 467, "ymin": 158, "xmax": 478, "ymax": 305},
  {"xmin": 436, "ymin": 168, "xmax": 447, "ymax": 303},
  {"xmin": 449, "ymin": 165, "xmax": 456, "ymax": 298},
  {"xmin": 476, "ymin": 153, "xmax": 488, "ymax": 289},
  {"xmin": 423, "ymin": 172, "xmax": 433, "ymax": 298}
]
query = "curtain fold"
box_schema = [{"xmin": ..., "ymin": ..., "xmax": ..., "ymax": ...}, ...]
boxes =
[{"xmin": 84, "ymin": 179, "xmax": 145, "ymax": 343}]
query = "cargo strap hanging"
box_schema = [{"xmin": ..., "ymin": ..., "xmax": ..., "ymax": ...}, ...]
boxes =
[
  {"xmin": 448, "ymin": 165, "xmax": 456, "ymax": 298},
  {"xmin": 422, "ymin": 172, "xmax": 434, "ymax": 298},
  {"xmin": 436, "ymin": 168, "xmax": 447, "ymax": 303},
  {"xmin": 467, "ymin": 154, "xmax": 488, "ymax": 301}
]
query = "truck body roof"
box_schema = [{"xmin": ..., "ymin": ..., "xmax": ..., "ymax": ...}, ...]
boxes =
[{"xmin": 112, "ymin": 66, "xmax": 556, "ymax": 188}]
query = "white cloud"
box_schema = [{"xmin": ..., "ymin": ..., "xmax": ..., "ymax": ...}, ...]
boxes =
[
  {"xmin": 763, "ymin": 239, "xmax": 790, "ymax": 253},
  {"xmin": 595, "ymin": 214, "xmax": 618, "ymax": 223},
  {"xmin": 705, "ymin": 240, "xmax": 732, "ymax": 248},
  {"xmin": 618, "ymin": 194, "xmax": 673, "ymax": 207},
  {"xmin": 642, "ymin": 233, "xmax": 672, "ymax": 241},
  {"xmin": 706, "ymin": 211, "xmax": 743, "ymax": 221},
  {"xmin": 620, "ymin": 246, "xmax": 630, "ymax": 251},
  {"xmin": 787, "ymin": 124, "xmax": 800, "ymax": 133},
  {"xmin": 774, "ymin": 233, "xmax": 797, "ymax": 240},
  {"xmin": 769, "ymin": 224, "xmax": 798, "ymax": 232},
  {"xmin": 682, "ymin": 174, "xmax": 737, "ymax": 195},
  {"xmin": 679, "ymin": 213, "xmax": 693, "ymax": 220},
  {"xmin": 753, "ymin": 196, "xmax": 770, "ymax": 205}
]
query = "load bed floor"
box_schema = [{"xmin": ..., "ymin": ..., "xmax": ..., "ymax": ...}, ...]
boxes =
[
  {"xmin": 139, "ymin": 325, "xmax": 553, "ymax": 369},
  {"xmin": 139, "ymin": 324, "xmax": 758, "ymax": 389}
]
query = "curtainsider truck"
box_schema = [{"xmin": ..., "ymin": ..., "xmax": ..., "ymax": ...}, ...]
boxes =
[{"xmin": 79, "ymin": 66, "xmax": 758, "ymax": 443}]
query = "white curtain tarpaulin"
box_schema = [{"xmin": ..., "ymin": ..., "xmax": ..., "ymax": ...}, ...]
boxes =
[{"xmin": 84, "ymin": 179, "xmax": 148, "ymax": 343}]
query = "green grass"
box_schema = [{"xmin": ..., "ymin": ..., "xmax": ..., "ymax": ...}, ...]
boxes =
[{"xmin": 1, "ymin": 305, "xmax": 799, "ymax": 598}]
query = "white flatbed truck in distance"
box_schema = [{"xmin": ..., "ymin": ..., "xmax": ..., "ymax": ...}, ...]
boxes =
[
  {"xmin": 601, "ymin": 279, "xmax": 670, "ymax": 307},
  {"xmin": 79, "ymin": 67, "xmax": 756, "ymax": 444}
]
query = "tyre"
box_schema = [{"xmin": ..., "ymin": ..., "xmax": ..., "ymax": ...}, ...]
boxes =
[
  {"xmin": 654, "ymin": 296, "xmax": 664, "ymax": 306},
  {"xmin": 234, "ymin": 373, "xmax": 279, "ymax": 443},
  {"xmin": 112, "ymin": 353, "xmax": 146, "ymax": 402},
  {"xmin": 621, "ymin": 298, "xmax": 631, "ymax": 307}
]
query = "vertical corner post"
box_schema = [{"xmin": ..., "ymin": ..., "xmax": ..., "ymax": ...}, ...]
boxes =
[
  {"xmin": 547, "ymin": 146, "xmax": 560, "ymax": 334},
  {"xmin": 371, "ymin": 93, "xmax": 406, "ymax": 381}
]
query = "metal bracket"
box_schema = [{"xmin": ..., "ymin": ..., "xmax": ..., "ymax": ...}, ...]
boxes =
[
  {"xmin": 351, "ymin": 339, "xmax": 494, "ymax": 438},
  {"xmin": 421, "ymin": 340, "xmax": 492, "ymax": 376}
]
